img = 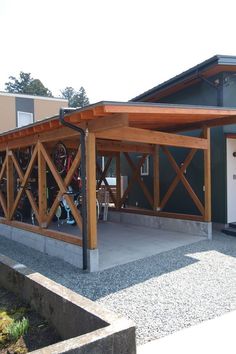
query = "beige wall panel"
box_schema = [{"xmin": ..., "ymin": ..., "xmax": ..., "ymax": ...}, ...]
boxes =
[
  {"xmin": 0, "ymin": 96, "xmax": 16, "ymax": 133},
  {"xmin": 34, "ymin": 99, "xmax": 68, "ymax": 122}
]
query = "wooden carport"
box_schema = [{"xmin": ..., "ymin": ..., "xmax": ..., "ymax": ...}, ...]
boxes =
[{"xmin": 1, "ymin": 101, "xmax": 236, "ymax": 254}]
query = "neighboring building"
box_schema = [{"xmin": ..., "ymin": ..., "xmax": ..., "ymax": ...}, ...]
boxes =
[
  {"xmin": 129, "ymin": 55, "xmax": 236, "ymax": 227},
  {"xmin": 0, "ymin": 92, "xmax": 68, "ymax": 133}
]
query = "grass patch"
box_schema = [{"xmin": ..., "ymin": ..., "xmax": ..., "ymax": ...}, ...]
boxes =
[{"xmin": 6, "ymin": 317, "xmax": 29, "ymax": 342}]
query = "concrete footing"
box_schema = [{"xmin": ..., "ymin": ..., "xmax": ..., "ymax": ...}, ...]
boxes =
[
  {"xmin": 0, "ymin": 223, "xmax": 99, "ymax": 272},
  {"xmin": 108, "ymin": 211, "xmax": 212, "ymax": 239}
]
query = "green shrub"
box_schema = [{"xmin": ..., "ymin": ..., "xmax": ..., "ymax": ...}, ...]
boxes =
[{"xmin": 6, "ymin": 317, "xmax": 29, "ymax": 342}]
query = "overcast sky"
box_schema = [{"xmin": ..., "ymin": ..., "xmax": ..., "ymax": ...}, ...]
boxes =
[{"xmin": 1, "ymin": 0, "xmax": 236, "ymax": 103}]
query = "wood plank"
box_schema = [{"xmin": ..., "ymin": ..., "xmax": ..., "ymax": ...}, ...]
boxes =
[
  {"xmin": 203, "ymin": 127, "xmax": 211, "ymax": 221},
  {"xmin": 86, "ymin": 132, "xmax": 97, "ymax": 249},
  {"xmin": 116, "ymin": 153, "xmax": 121, "ymax": 209},
  {"xmin": 96, "ymin": 140, "xmax": 154, "ymax": 154},
  {"xmin": 6, "ymin": 150, "xmax": 14, "ymax": 220},
  {"xmin": 95, "ymin": 127, "xmax": 208, "ymax": 149},
  {"xmin": 153, "ymin": 145, "xmax": 160, "ymax": 211},
  {"xmin": 87, "ymin": 114, "xmax": 128, "ymax": 132},
  {"xmin": 38, "ymin": 147, "xmax": 47, "ymax": 227}
]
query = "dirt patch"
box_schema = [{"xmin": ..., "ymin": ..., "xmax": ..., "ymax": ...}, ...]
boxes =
[{"xmin": 0, "ymin": 287, "xmax": 61, "ymax": 353}]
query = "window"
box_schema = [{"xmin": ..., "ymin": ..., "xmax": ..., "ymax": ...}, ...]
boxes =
[
  {"xmin": 141, "ymin": 156, "xmax": 149, "ymax": 176},
  {"xmin": 17, "ymin": 111, "xmax": 34, "ymax": 128}
]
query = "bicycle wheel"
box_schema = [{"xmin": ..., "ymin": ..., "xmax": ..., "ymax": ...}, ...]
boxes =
[
  {"xmin": 53, "ymin": 142, "xmax": 67, "ymax": 174},
  {"xmin": 17, "ymin": 147, "xmax": 32, "ymax": 171}
]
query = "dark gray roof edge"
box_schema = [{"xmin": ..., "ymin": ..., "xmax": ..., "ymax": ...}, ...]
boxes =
[{"xmin": 131, "ymin": 54, "xmax": 236, "ymax": 102}]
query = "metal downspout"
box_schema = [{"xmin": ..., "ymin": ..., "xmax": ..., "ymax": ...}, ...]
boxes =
[{"xmin": 59, "ymin": 108, "xmax": 88, "ymax": 270}]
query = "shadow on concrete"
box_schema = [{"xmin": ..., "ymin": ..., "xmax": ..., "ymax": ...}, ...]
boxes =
[{"xmin": 0, "ymin": 233, "xmax": 235, "ymax": 301}]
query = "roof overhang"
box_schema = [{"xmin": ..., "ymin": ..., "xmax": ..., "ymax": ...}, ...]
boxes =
[
  {"xmin": 1, "ymin": 101, "xmax": 236, "ymax": 148},
  {"xmin": 131, "ymin": 55, "xmax": 236, "ymax": 102}
]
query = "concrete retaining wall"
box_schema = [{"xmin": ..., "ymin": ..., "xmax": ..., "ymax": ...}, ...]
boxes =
[
  {"xmin": 108, "ymin": 211, "xmax": 212, "ymax": 239},
  {"xmin": 0, "ymin": 223, "xmax": 99, "ymax": 272},
  {"xmin": 0, "ymin": 254, "xmax": 136, "ymax": 354}
]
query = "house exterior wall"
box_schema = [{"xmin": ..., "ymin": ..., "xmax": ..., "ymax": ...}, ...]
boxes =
[
  {"xmin": 0, "ymin": 95, "xmax": 16, "ymax": 132},
  {"xmin": 131, "ymin": 72, "xmax": 233, "ymax": 224},
  {"xmin": 34, "ymin": 98, "xmax": 67, "ymax": 121},
  {"xmin": 0, "ymin": 93, "xmax": 68, "ymax": 133}
]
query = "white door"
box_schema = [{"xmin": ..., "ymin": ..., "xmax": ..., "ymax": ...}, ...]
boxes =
[{"xmin": 227, "ymin": 138, "xmax": 236, "ymax": 223}]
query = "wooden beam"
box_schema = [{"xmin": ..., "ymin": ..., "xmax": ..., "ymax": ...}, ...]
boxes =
[
  {"xmin": 153, "ymin": 145, "xmax": 160, "ymax": 211},
  {"xmin": 203, "ymin": 127, "xmax": 211, "ymax": 221},
  {"xmin": 6, "ymin": 150, "xmax": 14, "ymax": 220},
  {"xmin": 87, "ymin": 114, "xmax": 128, "ymax": 132},
  {"xmin": 86, "ymin": 132, "xmax": 97, "ymax": 249},
  {"xmin": 95, "ymin": 127, "xmax": 208, "ymax": 150},
  {"xmin": 116, "ymin": 153, "xmax": 121, "ymax": 209},
  {"xmin": 38, "ymin": 146, "xmax": 47, "ymax": 227},
  {"xmin": 96, "ymin": 139, "xmax": 154, "ymax": 154}
]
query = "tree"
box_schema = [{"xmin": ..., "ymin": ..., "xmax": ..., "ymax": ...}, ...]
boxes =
[
  {"xmin": 61, "ymin": 86, "xmax": 90, "ymax": 108},
  {"xmin": 5, "ymin": 72, "xmax": 52, "ymax": 97}
]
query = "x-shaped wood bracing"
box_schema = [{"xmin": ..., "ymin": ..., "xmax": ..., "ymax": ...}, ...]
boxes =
[
  {"xmin": 39, "ymin": 142, "xmax": 82, "ymax": 230},
  {"xmin": 123, "ymin": 153, "xmax": 154, "ymax": 208},
  {"xmin": 160, "ymin": 146, "xmax": 204, "ymax": 215},
  {"xmin": 0, "ymin": 158, "xmax": 7, "ymax": 217},
  {"xmin": 10, "ymin": 147, "xmax": 39, "ymax": 221},
  {"xmin": 96, "ymin": 157, "xmax": 117, "ymax": 206}
]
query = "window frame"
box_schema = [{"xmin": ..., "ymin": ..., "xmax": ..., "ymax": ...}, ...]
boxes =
[{"xmin": 17, "ymin": 111, "xmax": 34, "ymax": 128}]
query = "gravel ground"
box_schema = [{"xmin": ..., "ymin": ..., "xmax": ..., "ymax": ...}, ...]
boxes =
[{"xmin": 0, "ymin": 232, "xmax": 236, "ymax": 345}]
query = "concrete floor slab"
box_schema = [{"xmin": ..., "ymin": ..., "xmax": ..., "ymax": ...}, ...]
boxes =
[{"xmin": 98, "ymin": 221, "xmax": 205, "ymax": 270}]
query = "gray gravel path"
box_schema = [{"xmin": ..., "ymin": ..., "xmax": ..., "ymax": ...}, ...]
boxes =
[{"xmin": 0, "ymin": 232, "xmax": 236, "ymax": 345}]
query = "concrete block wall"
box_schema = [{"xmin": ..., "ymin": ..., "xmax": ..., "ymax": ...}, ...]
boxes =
[
  {"xmin": 0, "ymin": 224, "xmax": 99, "ymax": 271},
  {"xmin": 108, "ymin": 211, "xmax": 212, "ymax": 239}
]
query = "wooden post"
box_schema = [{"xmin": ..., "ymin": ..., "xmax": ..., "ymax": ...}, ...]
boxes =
[
  {"xmin": 116, "ymin": 152, "xmax": 121, "ymax": 209},
  {"xmin": 203, "ymin": 127, "xmax": 211, "ymax": 221},
  {"xmin": 38, "ymin": 144, "xmax": 47, "ymax": 227},
  {"xmin": 6, "ymin": 149, "xmax": 14, "ymax": 220},
  {"xmin": 153, "ymin": 145, "xmax": 160, "ymax": 212},
  {"xmin": 86, "ymin": 132, "xmax": 97, "ymax": 249}
]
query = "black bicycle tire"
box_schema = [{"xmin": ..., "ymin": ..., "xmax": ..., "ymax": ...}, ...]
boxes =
[{"xmin": 53, "ymin": 142, "xmax": 67, "ymax": 174}]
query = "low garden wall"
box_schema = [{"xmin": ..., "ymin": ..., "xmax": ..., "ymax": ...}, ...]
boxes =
[{"xmin": 0, "ymin": 254, "xmax": 136, "ymax": 354}]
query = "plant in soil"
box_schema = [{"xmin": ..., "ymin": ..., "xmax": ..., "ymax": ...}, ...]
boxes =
[
  {"xmin": 0, "ymin": 287, "xmax": 61, "ymax": 353},
  {"xmin": 6, "ymin": 317, "xmax": 29, "ymax": 342}
]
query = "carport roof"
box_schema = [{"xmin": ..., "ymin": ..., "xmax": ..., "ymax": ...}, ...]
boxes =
[{"xmin": 1, "ymin": 101, "xmax": 236, "ymax": 144}]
